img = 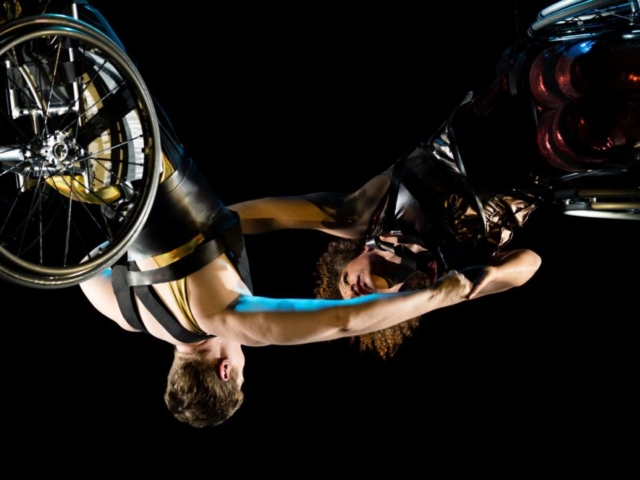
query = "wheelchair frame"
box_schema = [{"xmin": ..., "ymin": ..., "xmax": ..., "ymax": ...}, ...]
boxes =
[
  {"xmin": 527, "ymin": 0, "xmax": 639, "ymax": 221},
  {"xmin": 0, "ymin": 1, "xmax": 162, "ymax": 288},
  {"xmin": 0, "ymin": 0, "xmax": 637, "ymax": 289}
]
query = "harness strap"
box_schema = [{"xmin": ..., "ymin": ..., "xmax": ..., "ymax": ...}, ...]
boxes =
[
  {"xmin": 365, "ymin": 236, "xmax": 435, "ymax": 273},
  {"xmin": 110, "ymin": 208, "xmax": 251, "ymax": 343},
  {"xmin": 133, "ymin": 285, "xmax": 211, "ymax": 344},
  {"xmin": 366, "ymin": 150, "xmax": 450, "ymax": 274},
  {"xmin": 399, "ymin": 160, "xmax": 453, "ymax": 273},
  {"xmin": 111, "ymin": 261, "xmax": 214, "ymax": 343},
  {"xmin": 367, "ymin": 151, "xmax": 407, "ymax": 239},
  {"xmin": 125, "ymin": 210, "xmax": 253, "ymax": 292},
  {"xmin": 111, "ymin": 263, "xmax": 149, "ymax": 334},
  {"xmin": 126, "ymin": 237, "xmax": 227, "ymax": 286}
]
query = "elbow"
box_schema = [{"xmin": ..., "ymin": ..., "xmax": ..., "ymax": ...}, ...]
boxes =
[
  {"xmin": 334, "ymin": 309, "xmax": 359, "ymax": 336},
  {"xmin": 528, "ymin": 250, "xmax": 542, "ymax": 276},
  {"xmin": 336, "ymin": 306, "xmax": 378, "ymax": 336},
  {"xmin": 337, "ymin": 316, "xmax": 355, "ymax": 335},
  {"xmin": 517, "ymin": 250, "xmax": 542, "ymax": 286}
]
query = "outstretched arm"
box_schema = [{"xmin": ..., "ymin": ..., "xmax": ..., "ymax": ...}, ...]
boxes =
[
  {"xmin": 192, "ymin": 270, "xmax": 473, "ymax": 346},
  {"xmin": 80, "ymin": 249, "xmax": 475, "ymax": 348},
  {"xmin": 464, "ymin": 249, "xmax": 541, "ymax": 300},
  {"xmin": 228, "ymin": 175, "xmax": 390, "ymax": 238}
]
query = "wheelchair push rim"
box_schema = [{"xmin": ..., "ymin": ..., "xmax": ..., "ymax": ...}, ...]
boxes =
[{"xmin": 0, "ymin": 16, "xmax": 161, "ymax": 288}]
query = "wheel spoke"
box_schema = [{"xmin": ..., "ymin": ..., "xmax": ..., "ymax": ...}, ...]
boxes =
[{"xmin": 0, "ymin": 19, "xmax": 160, "ymax": 288}]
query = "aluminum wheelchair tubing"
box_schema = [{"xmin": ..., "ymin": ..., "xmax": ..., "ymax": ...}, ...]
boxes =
[
  {"xmin": 529, "ymin": 0, "xmax": 639, "ymax": 40},
  {"xmin": 0, "ymin": 17, "xmax": 161, "ymax": 288},
  {"xmin": 538, "ymin": 0, "xmax": 620, "ymax": 18},
  {"xmin": 555, "ymin": 187, "xmax": 640, "ymax": 219}
]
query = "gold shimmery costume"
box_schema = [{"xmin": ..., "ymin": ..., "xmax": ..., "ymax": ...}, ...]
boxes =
[
  {"xmin": 151, "ymin": 232, "xmax": 207, "ymax": 336},
  {"xmin": 110, "ymin": 120, "xmax": 253, "ymax": 343}
]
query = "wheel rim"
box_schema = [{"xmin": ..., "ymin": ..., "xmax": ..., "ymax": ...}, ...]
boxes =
[{"xmin": 0, "ymin": 21, "xmax": 160, "ymax": 288}]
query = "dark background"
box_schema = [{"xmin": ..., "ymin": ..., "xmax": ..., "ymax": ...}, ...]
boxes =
[{"xmin": 2, "ymin": 0, "xmax": 638, "ymax": 470}]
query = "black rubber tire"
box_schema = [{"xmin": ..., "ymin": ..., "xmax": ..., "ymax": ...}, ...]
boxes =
[{"xmin": 0, "ymin": 15, "xmax": 161, "ymax": 288}]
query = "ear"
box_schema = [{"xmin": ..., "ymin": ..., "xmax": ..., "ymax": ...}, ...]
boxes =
[{"xmin": 218, "ymin": 358, "xmax": 231, "ymax": 382}]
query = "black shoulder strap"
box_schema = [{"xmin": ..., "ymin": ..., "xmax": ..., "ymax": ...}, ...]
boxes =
[
  {"xmin": 366, "ymin": 151, "xmax": 409, "ymax": 240},
  {"xmin": 111, "ymin": 262, "xmax": 212, "ymax": 343},
  {"xmin": 132, "ymin": 285, "xmax": 211, "ymax": 344},
  {"xmin": 111, "ymin": 263, "xmax": 149, "ymax": 333},
  {"xmin": 366, "ymin": 149, "xmax": 453, "ymax": 273},
  {"xmin": 217, "ymin": 210, "xmax": 253, "ymax": 294},
  {"xmin": 124, "ymin": 210, "xmax": 253, "ymax": 293},
  {"xmin": 126, "ymin": 238, "xmax": 227, "ymax": 286}
]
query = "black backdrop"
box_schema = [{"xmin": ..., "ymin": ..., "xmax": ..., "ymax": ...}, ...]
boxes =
[{"xmin": 2, "ymin": 0, "xmax": 638, "ymax": 470}]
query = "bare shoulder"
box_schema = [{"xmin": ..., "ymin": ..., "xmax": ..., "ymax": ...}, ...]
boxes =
[
  {"xmin": 184, "ymin": 253, "xmax": 253, "ymax": 333},
  {"xmin": 79, "ymin": 269, "xmax": 138, "ymax": 332}
]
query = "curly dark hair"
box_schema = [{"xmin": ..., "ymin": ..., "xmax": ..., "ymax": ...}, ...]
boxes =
[
  {"xmin": 314, "ymin": 239, "xmax": 432, "ymax": 359},
  {"xmin": 164, "ymin": 351, "xmax": 244, "ymax": 428}
]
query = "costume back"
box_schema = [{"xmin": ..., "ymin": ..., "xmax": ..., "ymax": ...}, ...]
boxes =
[{"xmin": 366, "ymin": 32, "xmax": 639, "ymax": 275}]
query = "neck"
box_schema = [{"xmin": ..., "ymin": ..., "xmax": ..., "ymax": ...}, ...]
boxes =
[
  {"xmin": 176, "ymin": 337, "xmax": 242, "ymax": 360},
  {"xmin": 175, "ymin": 337, "xmax": 222, "ymax": 356}
]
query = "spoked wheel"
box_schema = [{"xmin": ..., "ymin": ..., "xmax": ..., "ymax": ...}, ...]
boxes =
[
  {"xmin": 529, "ymin": 0, "xmax": 640, "ymax": 41},
  {"xmin": 0, "ymin": 15, "xmax": 161, "ymax": 288}
]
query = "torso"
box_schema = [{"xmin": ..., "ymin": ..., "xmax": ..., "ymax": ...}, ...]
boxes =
[
  {"xmin": 101, "ymin": 123, "xmax": 254, "ymax": 344},
  {"xmin": 132, "ymin": 253, "xmax": 252, "ymax": 345},
  {"xmin": 366, "ymin": 138, "xmax": 537, "ymax": 274}
]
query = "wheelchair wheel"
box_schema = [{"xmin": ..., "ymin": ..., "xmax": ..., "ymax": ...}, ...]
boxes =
[
  {"xmin": 529, "ymin": 0, "xmax": 639, "ymax": 41},
  {"xmin": 0, "ymin": 16, "xmax": 161, "ymax": 288}
]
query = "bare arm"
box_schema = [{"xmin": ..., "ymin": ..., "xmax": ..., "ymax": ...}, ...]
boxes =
[
  {"xmin": 80, "ymin": 252, "xmax": 475, "ymax": 347},
  {"xmin": 228, "ymin": 175, "xmax": 390, "ymax": 238},
  {"xmin": 194, "ymin": 271, "xmax": 473, "ymax": 346},
  {"xmin": 465, "ymin": 249, "xmax": 541, "ymax": 299}
]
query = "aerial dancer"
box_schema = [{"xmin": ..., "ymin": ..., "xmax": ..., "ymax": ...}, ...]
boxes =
[
  {"xmin": 230, "ymin": 4, "xmax": 639, "ymax": 357},
  {"xmin": 1, "ymin": 0, "xmax": 501, "ymax": 428},
  {"xmin": 1, "ymin": 0, "xmax": 635, "ymax": 426}
]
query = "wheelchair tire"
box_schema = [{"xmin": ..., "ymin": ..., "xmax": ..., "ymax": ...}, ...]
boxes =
[{"xmin": 0, "ymin": 15, "xmax": 161, "ymax": 288}]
